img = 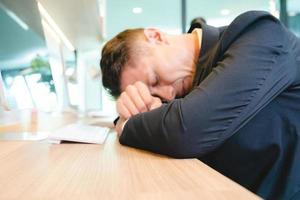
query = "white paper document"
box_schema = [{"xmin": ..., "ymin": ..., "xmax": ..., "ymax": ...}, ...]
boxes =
[{"xmin": 48, "ymin": 123, "xmax": 109, "ymax": 144}]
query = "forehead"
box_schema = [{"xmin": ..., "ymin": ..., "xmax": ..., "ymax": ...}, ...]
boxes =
[{"xmin": 120, "ymin": 63, "xmax": 152, "ymax": 92}]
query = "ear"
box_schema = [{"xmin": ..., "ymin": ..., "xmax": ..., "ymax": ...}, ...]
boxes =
[{"xmin": 143, "ymin": 28, "xmax": 167, "ymax": 44}]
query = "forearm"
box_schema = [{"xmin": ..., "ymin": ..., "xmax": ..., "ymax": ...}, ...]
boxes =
[{"xmin": 120, "ymin": 101, "xmax": 191, "ymax": 158}]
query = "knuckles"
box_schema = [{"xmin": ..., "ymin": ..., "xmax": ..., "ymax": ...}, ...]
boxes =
[
  {"xmin": 117, "ymin": 82, "xmax": 163, "ymax": 115},
  {"xmin": 134, "ymin": 81, "xmax": 144, "ymax": 88},
  {"xmin": 125, "ymin": 84, "xmax": 135, "ymax": 93}
]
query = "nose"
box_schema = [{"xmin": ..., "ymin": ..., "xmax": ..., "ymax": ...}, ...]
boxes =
[{"xmin": 151, "ymin": 85, "xmax": 175, "ymax": 102}]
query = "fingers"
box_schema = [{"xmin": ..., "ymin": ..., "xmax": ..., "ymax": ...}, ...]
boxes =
[
  {"xmin": 149, "ymin": 97, "xmax": 162, "ymax": 110},
  {"xmin": 116, "ymin": 98, "xmax": 132, "ymax": 119},
  {"xmin": 116, "ymin": 81, "xmax": 163, "ymax": 119},
  {"xmin": 125, "ymin": 84, "xmax": 148, "ymax": 112},
  {"xmin": 116, "ymin": 86, "xmax": 144, "ymax": 119},
  {"xmin": 134, "ymin": 82, "xmax": 153, "ymax": 109}
]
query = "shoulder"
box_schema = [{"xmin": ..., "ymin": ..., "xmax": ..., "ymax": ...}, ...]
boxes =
[
  {"xmin": 220, "ymin": 11, "xmax": 286, "ymax": 50},
  {"xmin": 229, "ymin": 10, "xmax": 281, "ymax": 30}
]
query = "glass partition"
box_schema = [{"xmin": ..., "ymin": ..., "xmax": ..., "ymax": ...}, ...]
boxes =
[
  {"xmin": 287, "ymin": 0, "xmax": 300, "ymax": 36},
  {"xmin": 186, "ymin": 0, "xmax": 272, "ymax": 28}
]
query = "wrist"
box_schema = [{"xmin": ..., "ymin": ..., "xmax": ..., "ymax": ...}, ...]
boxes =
[{"xmin": 115, "ymin": 117, "xmax": 128, "ymax": 137}]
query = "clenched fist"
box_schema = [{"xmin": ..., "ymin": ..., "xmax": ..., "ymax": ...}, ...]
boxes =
[
  {"xmin": 116, "ymin": 81, "xmax": 162, "ymax": 136},
  {"xmin": 117, "ymin": 81, "xmax": 162, "ymax": 119}
]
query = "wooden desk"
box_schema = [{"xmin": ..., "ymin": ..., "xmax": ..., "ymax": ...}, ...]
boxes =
[{"xmin": 0, "ymin": 110, "xmax": 261, "ymax": 199}]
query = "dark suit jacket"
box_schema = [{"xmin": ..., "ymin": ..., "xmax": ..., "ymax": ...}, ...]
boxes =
[{"xmin": 120, "ymin": 11, "xmax": 300, "ymax": 199}]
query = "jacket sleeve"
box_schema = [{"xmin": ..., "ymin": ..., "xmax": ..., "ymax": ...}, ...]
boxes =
[{"xmin": 119, "ymin": 17, "xmax": 297, "ymax": 158}]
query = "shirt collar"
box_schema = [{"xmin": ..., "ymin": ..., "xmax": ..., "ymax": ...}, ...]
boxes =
[
  {"xmin": 192, "ymin": 28, "xmax": 202, "ymax": 48},
  {"xmin": 188, "ymin": 23, "xmax": 221, "ymax": 86}
]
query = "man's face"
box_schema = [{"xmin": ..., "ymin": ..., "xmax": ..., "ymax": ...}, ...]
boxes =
[{"xmin": 120, "ymin": 48, "xmax": 195, "ymax": 102}]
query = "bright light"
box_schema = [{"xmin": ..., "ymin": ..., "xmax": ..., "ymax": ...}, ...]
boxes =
[
  {"xmin": 269, "ymin": 0, "xmax": 279, "ymax": 18},
  {"xmin": 25, "ymin": 74, "xmax": 58, "ymax": 111},
  {"xmin": 37, "ymin": 2, "xmax": 75, "ymax": 51},
  {"xmin": 220, "ymin": 9, "xmax": 230, "ymax": 16},
  {"xmin": 132, "ymin": 7, "xmax": 143, "ymax": 14},
  {"xmin": 41, "ymin": 19, "xmax": 61, "ymax": 44},
  {"xmin": 10, "ymin": 76, "xmax": 33, "ymax": 109},
  {"xmin": 289, "ymin": 11, "xmax": 297, "ymax": 17},
  {"xmin": 207, "ymin": 18, "xmax": 232, "ymax": 27},
  {"xmin": 98, "ymin": 0, "xmax": 106, "ymax": 38}
]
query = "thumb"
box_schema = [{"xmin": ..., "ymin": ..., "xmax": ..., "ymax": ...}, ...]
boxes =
[{"xmin": 149, "ymin": 97, "xmax": 162, "ymax": 110}]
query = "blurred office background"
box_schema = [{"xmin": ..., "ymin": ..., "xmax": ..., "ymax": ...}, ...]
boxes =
[{"xmin": 0, "ymin": 0, "xmax": 299, "ymax": 116}]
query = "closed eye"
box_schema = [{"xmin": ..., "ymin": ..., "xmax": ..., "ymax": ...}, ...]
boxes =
[{"xmin": 153, "ymin": 74, "xmax": 159, "ymax": 86}]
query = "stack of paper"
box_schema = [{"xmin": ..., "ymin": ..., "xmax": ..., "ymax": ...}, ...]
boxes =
[{"xmin": 48, "ymin": 123, "xmax": 109, "ymax": 144}]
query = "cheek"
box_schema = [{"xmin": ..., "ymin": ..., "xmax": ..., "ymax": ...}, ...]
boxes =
[
  {"xmin": 155, "ymin": 58, "xmax": 182, "ymax": 83},
  {"xmin": 159, "ymin": 69, "xmax": 175, "ymax": 82},
  {"xmin": 158, "ymin": 64, "xmax": 178, "ymax": 81}
]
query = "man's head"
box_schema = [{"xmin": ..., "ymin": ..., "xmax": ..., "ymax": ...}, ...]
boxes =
[
  {"xmin": 100, "ymin": 28, "xmax": 144, "ymax": 98},
  {"xmin": 100, "ymin": 28, "xmax": 199, "ymax": 101}
]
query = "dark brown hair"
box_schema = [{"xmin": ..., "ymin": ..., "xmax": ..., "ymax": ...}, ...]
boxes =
[{"xmin": 100, "ymin": 28, "xmax": 144, "ymax": 99}]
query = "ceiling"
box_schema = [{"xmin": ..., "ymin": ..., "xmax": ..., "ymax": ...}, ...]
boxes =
[
  {"xmin": 38, "ymin": 0, "xmax": 102, "ymax": 51},
  {"xmin": 1, "ymin": 0, "xmax": 300, "ymax": 70},
  {"xmin": 0, "ymin": 0, "xmax": 46, "ymax": 70},
  {"xmin": 0, "ymin": 0, "xmax": 44, "ymax": 36},
  {"xmin": 0, "ymin": 0, "xmax": 102, "ymax": 70}
]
